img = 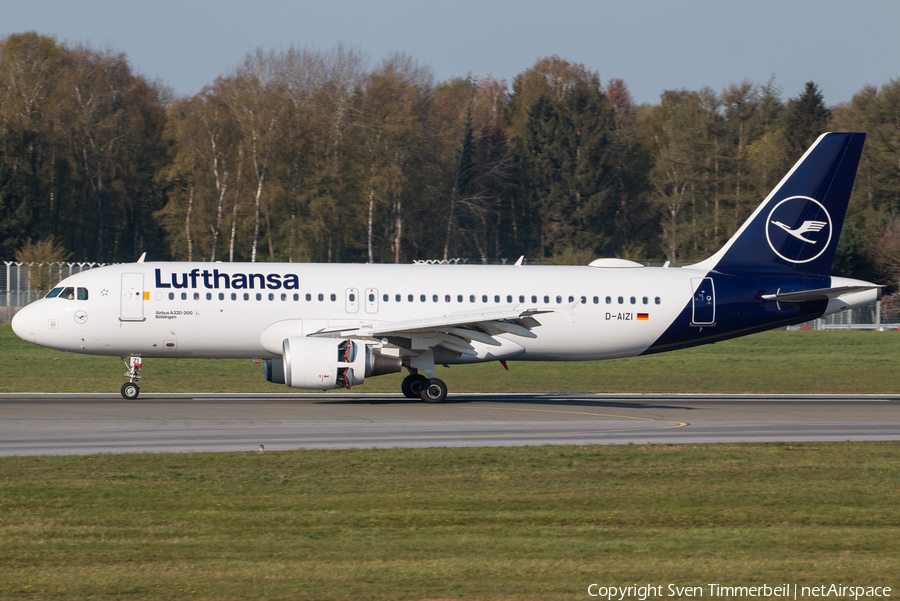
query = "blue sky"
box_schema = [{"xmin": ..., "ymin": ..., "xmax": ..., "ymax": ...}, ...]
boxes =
[{"xmin": 4, "ymin": 0, "xmax": 899, "ymax": 106}]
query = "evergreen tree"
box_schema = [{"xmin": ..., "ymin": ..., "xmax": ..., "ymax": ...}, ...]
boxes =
[
  {"xmin": 782, "ymin": 81, "xmax": 831, "ymax": 161},
  {"xmin": 523, "ymin": 81, "xmax": 616, "ymax": 258}
]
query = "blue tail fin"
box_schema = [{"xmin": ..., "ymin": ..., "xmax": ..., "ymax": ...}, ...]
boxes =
[{"xmin": 696, "ymin": 132, "xmax": 866, "ymax": 276}]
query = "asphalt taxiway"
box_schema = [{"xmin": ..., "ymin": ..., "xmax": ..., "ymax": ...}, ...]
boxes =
[{"xmin": 1, "ymin": 392, "xmax": 897, "ymax": 455}]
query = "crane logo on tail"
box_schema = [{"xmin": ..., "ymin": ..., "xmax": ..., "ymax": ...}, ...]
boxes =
[
  {"xmin": 770, "ymin": 219, "xmax": 827, "ymax": 243},
  {"xmin": 765, "ymin": 196, "xmax": 832, "ymax": 264}
]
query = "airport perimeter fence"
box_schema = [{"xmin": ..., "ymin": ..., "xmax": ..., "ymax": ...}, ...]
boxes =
[
  {"xmin": 2, "ymin": 260, "xmax": 897, "ymax": 329},
  {"xmin": 1, "ymin": 261, "xmax": 110, "ymax": 323},
  {"xmin": 792, "ymin": 295, "xmax": 900, "ymax": 331}
]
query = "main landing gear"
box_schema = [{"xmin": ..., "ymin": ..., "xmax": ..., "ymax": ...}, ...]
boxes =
[
  {"xmin": 401, "ymin": 372, "xmax": 448, "ymax": 403},
  {"xmin": 121, "ymin": 356, "xmax": 142, "ymax": 399}
]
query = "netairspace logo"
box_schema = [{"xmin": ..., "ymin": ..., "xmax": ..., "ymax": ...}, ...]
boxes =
[{"xmin": 586, "ymin": 583, "xmax": 892, "ymax": 600}]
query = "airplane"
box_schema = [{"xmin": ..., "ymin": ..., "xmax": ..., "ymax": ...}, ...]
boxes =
[{"xmin": 11, "ymin": 132, "xmax": 882, "ymax": 402}]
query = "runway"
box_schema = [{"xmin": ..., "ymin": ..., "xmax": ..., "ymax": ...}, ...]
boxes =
[{"xmin": 1, "ymin": 392, "xmax": 898, "ymax": 456}]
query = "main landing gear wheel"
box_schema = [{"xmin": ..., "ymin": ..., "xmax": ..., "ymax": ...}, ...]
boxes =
[
  {"xmin": 121, "ymin": 382, "xmax": 140, "ymax": 400},
  {"xmin": 401, "ymin": 374, "xmax": 429, "ymax": 398},
  {"xmin": 419, "ymin": 378, "xmax": 448, "ymax": 404}
]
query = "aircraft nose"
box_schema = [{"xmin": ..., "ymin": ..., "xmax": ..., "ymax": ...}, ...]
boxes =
[{"xmin": 11, "ymin": 303, "xmax": 37, "ymax": 344}]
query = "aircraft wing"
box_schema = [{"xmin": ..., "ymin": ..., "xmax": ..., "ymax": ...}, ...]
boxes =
[
  {"xmin": 761, "ymin": 285, "xmax": 884, "ymax": 303},
  {"xmin": 309, "ymin": 305, "xmax": 549, "ymax": 356}
]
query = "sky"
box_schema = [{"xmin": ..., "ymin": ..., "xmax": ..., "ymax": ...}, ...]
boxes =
[{"xmin": 4, "ymin": 0, "xmax": 899, "ymax": 107}]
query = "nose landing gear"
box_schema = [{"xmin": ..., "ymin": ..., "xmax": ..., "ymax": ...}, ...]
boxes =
[{"xmin": 121, "ymin": 356, "xmax": 142, "ymax": 399}]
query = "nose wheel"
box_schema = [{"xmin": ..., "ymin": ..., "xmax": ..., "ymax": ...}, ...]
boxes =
[
  {"xmin": 121, "ymin": 356, "xmax": 143, "ymax": 399},
  {"xmin": 121, "ymin": 382, "xmax": 140, "ymax": 400}
]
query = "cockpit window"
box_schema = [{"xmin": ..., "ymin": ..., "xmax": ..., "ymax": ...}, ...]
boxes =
[{"xmin": 52, "ymin": 286, "xmax": 88, "ymax": 300}]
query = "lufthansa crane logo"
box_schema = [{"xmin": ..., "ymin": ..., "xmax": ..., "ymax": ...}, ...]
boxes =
[{"xmin": 765, "ymin": 196, "xmax": 832, "ymax": 263}]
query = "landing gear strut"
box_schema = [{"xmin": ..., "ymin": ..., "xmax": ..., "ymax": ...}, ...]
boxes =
[{"xmin": 121, "ymin": 356, "xmax": 142, "ymax": 399}]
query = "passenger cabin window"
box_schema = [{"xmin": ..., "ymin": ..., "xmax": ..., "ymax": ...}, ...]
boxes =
[
  {"xmin": 532, "ymin": 295, "xmax": 537, "ymax": 303},
  {"xmin": 169, "ymin": 292, "xmax": 175, "ymax": 300}
]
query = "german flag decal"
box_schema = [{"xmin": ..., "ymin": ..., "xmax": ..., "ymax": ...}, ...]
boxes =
[{"xmin": 637, "ymin": 313, "xmax": 649, "ymax": 320}]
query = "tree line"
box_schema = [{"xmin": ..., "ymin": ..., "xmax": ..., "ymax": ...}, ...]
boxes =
[{"xmin": 3, "ymin": 32, "xmax": 900, "ymax": 286}]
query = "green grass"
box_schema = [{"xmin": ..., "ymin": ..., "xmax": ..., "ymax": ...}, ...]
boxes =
[
  {"xmin": 3, "ymin": 324, "xmax": 900, "ymax": 393},
  {"xmin": 1, "ymin": 443, "xmax": 897, "ymax": 599}
]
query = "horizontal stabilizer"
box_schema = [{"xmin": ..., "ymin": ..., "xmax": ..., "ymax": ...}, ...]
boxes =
[{"xmin": 761, "ymin": 285, "xmax": 884, "ymax": 303}]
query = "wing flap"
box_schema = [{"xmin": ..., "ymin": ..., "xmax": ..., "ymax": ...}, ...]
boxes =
[{"xmin": 309, "ymin": 305, "xmax": 547, "ymax": 355}]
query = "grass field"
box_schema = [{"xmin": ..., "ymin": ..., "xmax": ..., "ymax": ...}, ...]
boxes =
[
  {"xmin": 3, "ymin": 324, "xmax": 900, "ymax": 394},
  {"xmin": 1, "ymin": 443, "xmax": 897, "ymax": 600}
]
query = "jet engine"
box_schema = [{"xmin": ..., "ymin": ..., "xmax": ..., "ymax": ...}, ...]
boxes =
[{"xmin": 276, "ymin": 337, "xmax": 401, "ymax": 390}]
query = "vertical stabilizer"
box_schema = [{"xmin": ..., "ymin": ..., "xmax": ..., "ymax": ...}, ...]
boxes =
[{"xmin": 692, "ymin": 132, "xmax": 866, "ymax": 276}]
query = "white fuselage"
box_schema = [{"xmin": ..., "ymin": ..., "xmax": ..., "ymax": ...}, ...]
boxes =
[{"xmin": 13, "ymin": 262, "xmax": 702, "ymax": 362}]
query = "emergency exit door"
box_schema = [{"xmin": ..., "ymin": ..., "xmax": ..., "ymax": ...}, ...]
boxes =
[
  {"xmin": 691, "ymin": 277, "xmax": 715, "ymax": 325},
  {"xmin": 121, "ymin": 273, "xmax": 145, "ymax": 320}
]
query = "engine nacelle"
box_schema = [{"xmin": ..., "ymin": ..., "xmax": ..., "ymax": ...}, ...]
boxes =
[
  {"xmin": 280, "ymin": 337, "xmax": 401, "ymax": 390},
  {"xmin": 263, "ymin": 358, "xmax": 285, "ymax": 384}
]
